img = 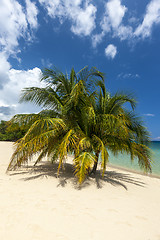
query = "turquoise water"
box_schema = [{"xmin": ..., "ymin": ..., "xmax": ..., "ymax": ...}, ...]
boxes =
[{"xmin": 108, "ymin": 141, "xmax": 160, "ymax": 177}]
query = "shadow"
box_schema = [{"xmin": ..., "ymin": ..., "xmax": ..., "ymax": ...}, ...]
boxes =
[
  {"xmin": 91, "ymin": 170, "xmax": 145, "ymax": 190},
  {"xmin": 8, "ymin": 161, "xmax": 145, "ymax": 190},
  {"xmin": 9, "ymin": 161, "xmax": 78, "ymax": 188}
]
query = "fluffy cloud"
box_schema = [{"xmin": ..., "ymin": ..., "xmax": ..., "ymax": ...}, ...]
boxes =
[
  {"xmin": 105, "ymin": 44, "xmax": 117, "ymax": 59},
  {"xmin": 70, "ymin": 3, "xmax": 97, "ymax": 36},
  {"xmin": 0, "ymin": 0, "xmax": 26, "ymax": 54},
  {"xmin": 100, "ymin": 0, "xmax": 132, "ymax": 39},
  {"xmin": 92, "ymin": 0, "xmax": 160, "ymax": 47},
  {"xmin": 104, "ymin": 0, "xmax": 127, "ymax": 30},
  {"xmin": 38, "ymin": 0, "xmax": 97, "ymax": 36},
  {"xmin": 0, "ymin": 0, "xmax": 38, "ymax": 55},
  {"xmin": 134, "ymin": 0, "xmax": 160, "ymax": 38},
  {"xmin": 0, "ymin": 66, "xmax": 44, "ymax": 120},
  {"xmin": 94, "ymin": 0, "xmax": 133, "ymax": 46}
]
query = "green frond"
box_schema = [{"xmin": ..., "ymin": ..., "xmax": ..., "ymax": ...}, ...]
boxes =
[
  {"xmin": 70, "ymin": 68, "xmax": 77, "ymax": 85},
  {"xmin": 77, "ymin": 137, "xmax": 92, "ymax": 154},
  {"xmin": 57, "ymin": 129, "xmax": 78, "ymax": 175},
  {"xmin": 103, "ymin": 93, "xmax": 136, "ymax": 114},
  {"xmin": 34, "ymin": 147, "xmax": 48, "ymax": 166},
  {"xmin": 91, "ymin": 135, "xmax": 109, "ymax": 176},
  {"xmin": 96, "ymin": 79, "xmax": 106, "ymax": 98},
  {"xmin": 7, "ymin": 117, "xmax": 68, "ymax": 171},
  {"xmin": 20, "ymin": 87, "xmax": 63, "ymax": 110},
  {"xmin": 131, "ymin": 142, "xmax": 152, "ymax": 172},
  {"xmin": 71, "ymin": 80, "xmax": 86, "ymax": 105},
  {"xmin": 88, "ymin": 106, "xmax": 96, "ymax": 124},
  {"xmin": 74, "ymin": 152, "xmax": 95, "ymax": 184},
  {"xmin": 123, "ymin": 111, "xmax": 151, "ymax": 143},
  {"xmin": 76, "ymin": 66, "xmax": 88, "ymax": 76},
  {"xmin": 10, "ymin": 113, "xmax": 40, "ymax": 127}
]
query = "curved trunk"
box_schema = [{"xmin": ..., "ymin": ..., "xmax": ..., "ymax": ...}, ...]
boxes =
[{"xmin": 90, "ymin": 151, "xmax": 100, "ymax": 175}]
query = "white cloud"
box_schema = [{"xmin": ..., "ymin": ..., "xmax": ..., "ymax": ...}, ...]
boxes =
[
  {"xmin": 100, "ymin": 0, "xmax": 127, "ymax": 33},
  {"xmin": 143, "ymin": 113, "xmax": 155, "ymax": 117},
  {"xmin": 0, "ymin": 0, "xmax": 38, "ymax": 55},
  {"xmin": 0, "ymin": 0, "xmax": 27, "ymax": 54},
  {"xmin": 116, "ymin": 25, "xmax": 133, "ymax": 40},
  {"xmin": 93, "ymin": 0, "xmax": 160, "ymax": 47},
  {"xmin": 0, "ymin": 53, "xmax": 11, "ymax": 89},
  {"xmin": 117, "ymin": 72, "xmax": 140, "ymax": 79},
  {"xmin": 134, "ymin": 0, "xmax": 160, "ymax": 38},
  {"xmin": 38, "ymin": 0, "xmax": 63, "ymax": 19},
  {"xmin": 0, "ymin": 64, "xmax": 44, "ymax": 120},
  {"xmin": 26, "ymin": 0, "xmax": 39, "ymax": 29},
  {"xmin": 98, "ymin": 0, "xmax": 133, "ymax": 44},
  {"xmin": 70, "ymin": 3, "xmax": 97, "ymax": 36},
  {"xmin": 92, "ymin": 32, "xmax": 105, "ymax": 48},
  {"xmin": 105, "ymin": 44, "xmax": 117, "ymax": 59},
  {"xmin": 105, "ymin": 0, "xmax": 127, "ymax": 29},
  {"xmin": 38, "ymin": 0, "xmax": 97, "ymax": 36}
]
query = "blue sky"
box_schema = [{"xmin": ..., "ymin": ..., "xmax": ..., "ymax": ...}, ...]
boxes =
[{"xmin": 0, "ymin": 0, "xmax": 160, "ymax": 139}]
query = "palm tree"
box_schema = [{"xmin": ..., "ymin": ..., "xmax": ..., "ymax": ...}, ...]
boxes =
[
  {"xmin": 7, "ymin": 67, "xmax": 104, "ymax": 173},
  {"xmin": 7, "ymin": 67, "xmax": 152, "ymax": 184}
]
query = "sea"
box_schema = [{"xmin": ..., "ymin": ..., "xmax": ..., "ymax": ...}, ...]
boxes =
[{"xmin": 108, "ymin": 141, "xmax": 160, "ymax": 177}]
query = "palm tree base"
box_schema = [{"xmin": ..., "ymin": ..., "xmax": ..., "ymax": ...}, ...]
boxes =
[{"xmin": 89, "ymin": 161, "xmax": 98, "ymax": 176}]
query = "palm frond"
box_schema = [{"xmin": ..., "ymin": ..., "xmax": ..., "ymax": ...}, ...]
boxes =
[
  {"xmin": 20, "ymin": 87, "xmax": 63, "ymax": 110},
  {"xmin": 57, "ymin": 129, "xmax": 78, "ymax": 175},
  {"xmin": 104, "ymin": 93, "xmax": 136, "ymax": 114},
  {"xmin": 74, "ymin": 152, "xmax": 95, "ymax": 184},
  {"xmin": 132, "ymin": 142, "xmax": 152, "ymax": 172},
  {"xmin": 7, "ymin": 117, "xmax": 68, "ymax": 171}
]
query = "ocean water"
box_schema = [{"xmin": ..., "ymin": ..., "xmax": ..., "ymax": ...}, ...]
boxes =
[{"xmin": 107, "ymin": 141, "xmax": 160, "ymax": 177}]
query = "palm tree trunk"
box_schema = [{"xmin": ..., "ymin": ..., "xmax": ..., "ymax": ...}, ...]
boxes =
[{"xmin": 89, "ymin": 151, "xmax": 100, "ymax": 175}]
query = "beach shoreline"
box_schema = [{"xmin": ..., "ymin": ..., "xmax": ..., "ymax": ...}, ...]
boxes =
[
  {"xmin": 107, "ymin": 163, "xmax": 160, "ymax": 179},
  {"xmin": 1, "ymin": 141, "xmax": 160, "ymax": 240}
]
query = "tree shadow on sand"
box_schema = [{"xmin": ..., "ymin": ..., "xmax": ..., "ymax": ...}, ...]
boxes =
[{"xmin": 8, "ymin": 161, "xmax": 145, "ymax": 190}]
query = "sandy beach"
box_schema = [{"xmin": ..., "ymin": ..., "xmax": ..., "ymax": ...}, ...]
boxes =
[{"xmin": 0, "ymin": 141, "xmax": 160, "ymax": 240}]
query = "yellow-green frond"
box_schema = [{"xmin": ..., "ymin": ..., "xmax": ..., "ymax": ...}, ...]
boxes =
[
  {"xmin": 74, "ymin": 152, "xmax": 95, "ymax": 184},
  {"xmin": 57, "ymin": 129, "xmax": 78, "ymax": 175},
  {"xmin": 77, "ymin": 137, "xmax": 92, "ymax": 154}
]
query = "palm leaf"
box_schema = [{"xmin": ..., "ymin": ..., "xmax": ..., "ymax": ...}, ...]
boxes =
[
  {"xmin": 57, "ymin": 129, "xmax": 78, "ymax": 175},
  {"xmin": 74, "ymin": 152, "xmax": 95, "ymax": 184}
]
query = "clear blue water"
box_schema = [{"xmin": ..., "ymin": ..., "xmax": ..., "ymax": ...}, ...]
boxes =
[{"xmin": 108, "ymin": 141, "xmax": 160, "ymax": 177}]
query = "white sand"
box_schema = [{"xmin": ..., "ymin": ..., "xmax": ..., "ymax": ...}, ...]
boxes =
[{"xmin": 0, "ymin": 141, "xmax": 160, "ymax": 240}]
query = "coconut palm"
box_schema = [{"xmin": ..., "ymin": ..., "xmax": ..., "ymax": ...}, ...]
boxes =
[
  {"xmin": 7, "ymin": 67, "xmax": 151, "ymax": 184},
  {"xmin": 7, "ymin": 67, "xmax": 104, "ymax": 174}
]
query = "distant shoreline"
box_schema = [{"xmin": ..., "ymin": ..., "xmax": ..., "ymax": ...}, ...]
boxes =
[{"xmin": 107, "ymin": 163, "xmax": 160, "ymax": 180}]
